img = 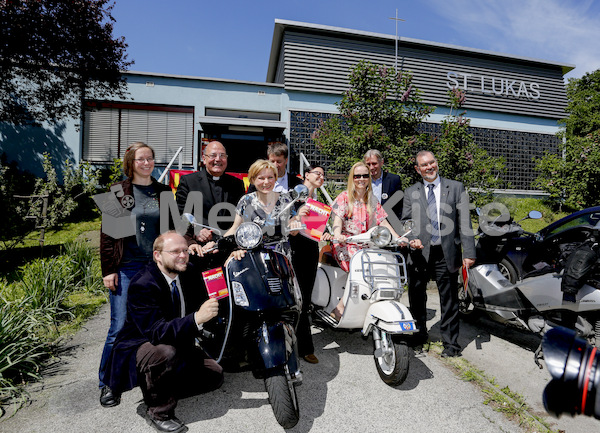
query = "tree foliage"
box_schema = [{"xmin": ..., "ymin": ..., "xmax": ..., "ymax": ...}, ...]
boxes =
[
  {"xmin": 314, "ymin": 60, "xmax": 433, "ymax": 187},
  {"xmin": 0, "ymin": 153, "xmax": 100, "ymax": 252},
  {"xmin": 314, "ymin": 60, "xmax": 504, "ymax": 202},
  {"xmin": 534, "ymin": 69, "xmax": 600, "ymax": 210},
  {"xmin": 0, "ymin": 0, "xmax": 132, "ymax": 125},
  {"xmin": 430, "ymin": 89, "xmax": 505, "ymax": 206}
]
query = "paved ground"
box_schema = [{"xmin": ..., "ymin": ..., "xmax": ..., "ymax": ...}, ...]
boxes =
[{"xmin": 1, "ymin": 288, "xmax": 597, "ymax": 433}]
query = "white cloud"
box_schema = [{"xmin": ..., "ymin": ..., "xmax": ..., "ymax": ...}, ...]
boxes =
[{"xmin": 428, "ymin": 0, "xmax": 600, "ymax": 78}]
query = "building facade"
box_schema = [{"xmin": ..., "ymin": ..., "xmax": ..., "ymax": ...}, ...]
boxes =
[{"xmin": 2, "ymin": 19, "xmax": 573, "ymax": 192}]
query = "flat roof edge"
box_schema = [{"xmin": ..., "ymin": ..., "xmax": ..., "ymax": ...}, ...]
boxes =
[
  {"xmin": 272, "ymin": 19, "xmax": 575, "ymax": 74},
  {"xmin": 124, "ymin": 70, "xmax": 284, "ymax": 88}
]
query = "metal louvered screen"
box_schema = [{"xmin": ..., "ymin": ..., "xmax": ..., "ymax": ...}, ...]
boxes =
[
  {"xmin": 289, "ymin": 110, "xmax": 560, "ymax": 191},
  {"xmin": 83, "ymin": 104, "xmax": 194, "ymax": 165}
]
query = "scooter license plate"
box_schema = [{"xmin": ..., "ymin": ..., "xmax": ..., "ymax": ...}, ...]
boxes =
[{"xmin": 398, "ymin": 321, "xmax": 416, "ymax": 332}]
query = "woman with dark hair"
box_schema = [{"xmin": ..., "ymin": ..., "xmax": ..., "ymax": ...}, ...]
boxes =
[
  {"xmin": 98, "ymin": 142, "xmax": 171, "ymax": 407},
  {"xmin": 290, "ymin": 165, "xmax": 326, "ymax": 364}
]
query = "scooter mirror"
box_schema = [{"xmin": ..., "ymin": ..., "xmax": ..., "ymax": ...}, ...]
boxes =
[
  {"xmin": 529, "ymin": 210, "xmax": 543, "ymax": 220},
  {"xmin": 402, "ymin": 219, "xmax": 415, "ymax": 233},
  {"xmin": 180, "ymin": 212, "xmax": 223, "ymax": 236},
  {"xmin": 182, "ymin": 212, "xmax": 197, "ymax": 226},
  {"xmin": 292, "ymin": 184, "xmax": 309, "ymax": 201}
]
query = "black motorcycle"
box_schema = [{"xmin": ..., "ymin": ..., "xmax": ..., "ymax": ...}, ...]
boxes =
[{"xmin": 487, "ymin": 205, "xmax": 600, "ymax": 283}]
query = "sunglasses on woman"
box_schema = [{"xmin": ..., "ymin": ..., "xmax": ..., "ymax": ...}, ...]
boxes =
[{"xmin": 353, "ymin": 174, "xmax": 370, "ymax": 179}]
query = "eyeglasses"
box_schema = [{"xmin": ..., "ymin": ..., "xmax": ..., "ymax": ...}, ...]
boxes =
[
  {"xmin": 134, "ymin": 157, "xmax": 154, "ymax": 163},
  {"xmin": 353, "ymin": 174, "xmax": 370, "ymax": 179},
  {"xmin": 308, "ymin": 171, "xmax": 325, "ymax": 178},
  {"xmin": 205, "ymin": 153, "xmax": 228, "ymax": 160},
  {"xmin": 160, "ymin": 249, "xmax": 189, "ymax": 257}
]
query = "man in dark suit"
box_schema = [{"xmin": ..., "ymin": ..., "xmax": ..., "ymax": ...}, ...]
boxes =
[
  {"xmin": 247, "ymin": 142, "xmax": 302, "ymax": 194},
  {"xmin": 401, "ymin": 150, "xmax": 476, "ymax": 357},
  {"xmin": 176, "ymin": 140, "xmax": 245, "ymax": 243},
  {"xmin": 364, "ymin": 149, "xmax": 403, "ymax": 225},
  {"xmin": 104, "ymin": 232, "xmax": 223, "ymax": 433}
]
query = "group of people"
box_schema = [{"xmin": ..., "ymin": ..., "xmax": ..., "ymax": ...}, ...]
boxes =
[{"xmin": 97, "ymin": 139, "xmax": 475, "ymax": 433}]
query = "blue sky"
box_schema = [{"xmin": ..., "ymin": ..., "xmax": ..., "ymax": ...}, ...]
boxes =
[{"xmin": 111, "ymin": 0, "xmax": 600, "ymax": 82}]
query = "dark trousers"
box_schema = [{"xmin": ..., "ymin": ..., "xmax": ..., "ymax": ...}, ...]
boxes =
[
  {"xmin": 136, "ymin": 342, "xmax": 224, "ymax": 420},
  {"xmin": 291, "ymin": 236, "xmax": 319, "ymax": 357},
  {"xmin": 408, "ymin": 245, "xmax": 460, "ymax": 350}
]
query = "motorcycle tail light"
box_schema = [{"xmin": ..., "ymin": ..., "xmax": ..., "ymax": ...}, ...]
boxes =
[
  {"xmin": 350, "ymin": 282, "xmax": 360, "ymax": 298},
  {"xmin": 231, "ymin": 281, "xmax": 249, "ymax": 306}
]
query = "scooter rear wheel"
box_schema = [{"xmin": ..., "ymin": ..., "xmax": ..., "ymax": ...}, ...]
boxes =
[
  {"xmin": 264, "ymin": 369, "xmax": 299, "ymax": 429},
  {"xmin": 373, "ymin": 330, "xmax": 409, "ymax": 386}
]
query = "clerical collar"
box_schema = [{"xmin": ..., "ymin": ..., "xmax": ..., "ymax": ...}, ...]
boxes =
[{"xmin": 212, "ymin": 176, "xmax": 220, "ymax": 181}]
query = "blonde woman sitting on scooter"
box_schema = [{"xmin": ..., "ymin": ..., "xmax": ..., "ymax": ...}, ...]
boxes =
[{"xmin": 323, "ymin": 161, "xmax": 420, "ymax": 320}]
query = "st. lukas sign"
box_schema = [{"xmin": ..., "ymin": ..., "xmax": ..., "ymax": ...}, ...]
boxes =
[{"xmin": 446, "ymin": 71, "xmax": 541, "ymax": 100}]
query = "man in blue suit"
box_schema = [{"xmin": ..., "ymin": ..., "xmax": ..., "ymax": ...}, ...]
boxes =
[
  {"xmin": 401, "ymin": 150, "xmax": 476, "ymax": 358},
  {"xmin": 105, "ymin": 232, "xmax": 223, "ymax": 433},
  {"xmin": 364, "ymin": 149, "xmax": 403, "ymax": 222}
]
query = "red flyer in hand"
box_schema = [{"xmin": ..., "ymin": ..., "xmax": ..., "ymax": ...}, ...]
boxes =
[
  {"xmin": 300, "ymin": 198, "xmax": 332, "ymax": 242},
  {"xmin": 462, "ymin": 266, "xmax": 469, "ymax": 294},
  {"xmin": 202, "ymin": 267, "xmax": 229, "ymax": 299}
]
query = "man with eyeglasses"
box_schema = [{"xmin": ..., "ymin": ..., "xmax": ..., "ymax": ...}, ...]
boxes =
[
  {"xmin": 176, "ymin": 141, "xmax": 245, "ymax": 243},
  {"xmin": 401, "ymin": 150, "xmax": 475, "ymax": 358},
  {"xmin": 104, "ymin": 231, "xmax": 223, "ymax": 433}
]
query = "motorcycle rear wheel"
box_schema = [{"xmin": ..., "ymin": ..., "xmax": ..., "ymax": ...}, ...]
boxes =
[
  {"xmin": 373, "ymin": 330, "xmax": 409, "ymax": 386},
  {"xmin": 264, "ymin": 369, "xmax": 299, "ymax": 429}
]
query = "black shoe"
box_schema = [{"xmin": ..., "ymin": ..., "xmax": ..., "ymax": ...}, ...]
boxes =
[
  {"xmin": 146, "ymin": 415, "xmax": 187, "ymax": 433},
  {"xmin": 99, "ymin": 385, "xmax": 120, "ymax": 407},
  {"xmin": 409, "ymin": 331, "xmax": 428, "ymax": 348},
  {"xmin": 441, "ymin": 347, "xmax": 461, "ymax": 358}
]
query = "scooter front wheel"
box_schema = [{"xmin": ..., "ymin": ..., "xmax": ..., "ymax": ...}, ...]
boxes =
[
  {"xmin": 372, "ymin": 329, "xmax": 409, "ymax": 386},
  {"xmin": 264, "ymin": 368, "xmax": 299, "ymax": 429}
]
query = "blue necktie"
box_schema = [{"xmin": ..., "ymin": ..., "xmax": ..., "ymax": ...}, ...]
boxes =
[
  {"xmin": 427, "ymin": 184, "xmax": 440, "ymax": 244},
  {"xmin": 171, "ymin": 280, "xmax": 181, "ymax": 317}
]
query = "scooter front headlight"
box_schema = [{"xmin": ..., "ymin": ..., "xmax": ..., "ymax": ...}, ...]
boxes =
[
  {"xmin": 235, "ymin": 222, "xmax": 262, "ymax": 249},
  {"xmin": 371, "ymin": 226, "xmax": 392, "ymax": 247}
]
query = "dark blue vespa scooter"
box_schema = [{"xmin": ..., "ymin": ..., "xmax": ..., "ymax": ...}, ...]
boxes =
[{"xmin": 182, "ymin": 185, "xmax": 307, "ymax": 429}]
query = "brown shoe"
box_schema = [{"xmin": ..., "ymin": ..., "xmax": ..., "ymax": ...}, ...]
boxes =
[{"xmin": 303, "ymin": 354, "xmax": 319, "ymax": 364}]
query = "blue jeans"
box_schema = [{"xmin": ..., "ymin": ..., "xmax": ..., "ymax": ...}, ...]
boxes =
[{"xmin": 98, "ymin": 261, "xmax": 145, "ymax": 388}]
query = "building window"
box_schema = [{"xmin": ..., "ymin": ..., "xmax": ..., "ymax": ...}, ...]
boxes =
[
  {"xmin": 83, "ymin": 102, "xmax": 194, "ymax": 165},
  {"xmin": 289, "ymin": 110, "xmax": 560, "ymax": 191}
]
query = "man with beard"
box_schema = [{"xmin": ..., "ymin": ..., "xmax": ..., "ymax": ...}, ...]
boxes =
[
  {"xmin": 401, "ymin": 150, "xmax": 475, "ymax": 358},
  {"xmin": 176, "ymin": 140, "xmax": 245, "ymax": 244},
  {"xmin": 104, "ymin": 232, "xmax": 223, "ymax": 433}
]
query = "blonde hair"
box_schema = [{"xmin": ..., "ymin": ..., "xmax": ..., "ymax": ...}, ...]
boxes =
[
  {"xmin": 123, "ymin": 142, "xmax": 154, "ymax": 179},
  {"xmin": 347, "ymin": 161, "xmax": 374, "ymax": 218},
  {"xmin": 248, "ymin": 159, "xmax": 278, "ymax": 184}
]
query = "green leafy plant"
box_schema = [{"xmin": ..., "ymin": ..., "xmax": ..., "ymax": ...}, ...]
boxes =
[
  {"xmin": 430, "ymin": 89, "xmax": 505, "ymax": 207},
  {"xmin": 0, "ymin": 297, "xmax": 51, "ymax": 406},
  {"xmin": 534, "ymin": 69, "xmax": 600, "ymax": 210},
  {"xmin": 0, "ymin": 240, "xmax": 104, "ymax": 406},
  {"xmin": 315, "ymin": 60, "xmax": 433, "ymax": 185}
]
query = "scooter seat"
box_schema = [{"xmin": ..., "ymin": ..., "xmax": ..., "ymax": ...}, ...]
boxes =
[{"xmin": 318, "ymin": 245, "xmax": 338, "ymax": 267}]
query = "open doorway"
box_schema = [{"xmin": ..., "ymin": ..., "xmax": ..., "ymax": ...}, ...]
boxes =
[{"xmin": 200, "ymin": 127, "xmax": 285, "ymax": 173}]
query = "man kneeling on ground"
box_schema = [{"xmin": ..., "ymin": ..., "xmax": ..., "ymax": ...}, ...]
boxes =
[{"xmin": 104, "ymin": 231, "xmax": 223, "ymax": 433}]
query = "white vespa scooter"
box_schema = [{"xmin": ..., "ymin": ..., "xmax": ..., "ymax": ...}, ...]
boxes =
[{"xmin": 311, "ymin": 222, "xmax": 416, "ymax": 385}]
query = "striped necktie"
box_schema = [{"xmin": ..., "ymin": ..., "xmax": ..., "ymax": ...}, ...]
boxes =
[
  {"xmin": 171, "ymin": 280, "xmax": 181, "ymax": 317},
  {"xmin": 427, "ymin": 184, "xmax": 440, "ymax": 244}
]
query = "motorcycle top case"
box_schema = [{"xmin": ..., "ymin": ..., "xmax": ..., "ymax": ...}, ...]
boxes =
[{"xmin": 226, "ymin": 249, "xmax": 299, "ymax": 312}]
